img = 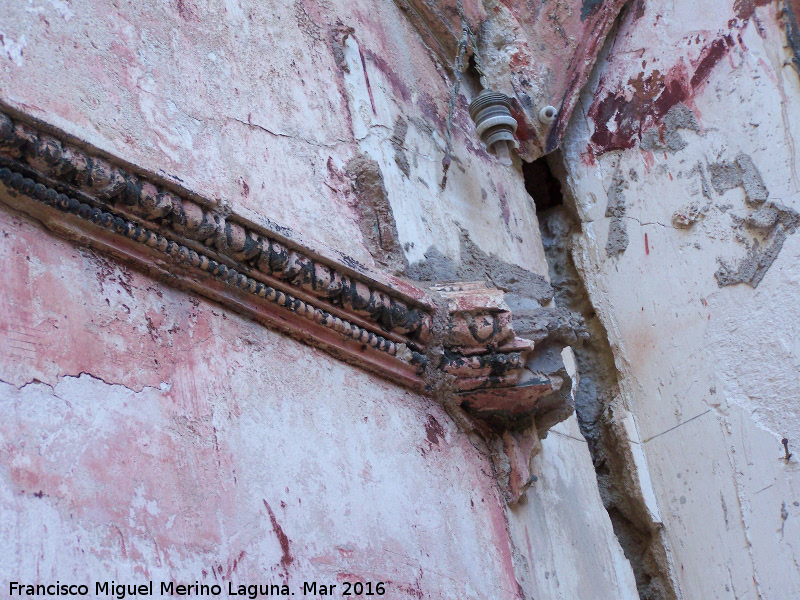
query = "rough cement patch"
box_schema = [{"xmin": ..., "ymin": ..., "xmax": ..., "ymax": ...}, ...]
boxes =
[
  {"xmin": 708, "ymin": 152, "xmax": 791, "ymax": 288},
  {"xmin": 663, "ymin": 102, "xmax": 700, "ymax": 133},
  {"xmin": 744, "ymin": 205, "xmax": 780, "ymax": 231},
  {"xmin": 607, "ymin": 219, "xmax": 630, "ymax": 256},
  {"xmin": 605, "ymin": 178, "xmax": 628, "ymax": 218},
  {"xmin": 672, "ymin": 202, "xmax": 704, "ymax": 228},
  {"xmin": 605, "ymin": 178, "xmax": 629, "ymax": 256},
  {"xmin": 716, "ymin": 204, "xmax": 800, "ymax": 288},
  {"xmin": 345, "ymin": 153, "xmax": 409, "ymax": 272},
  {"xmin": 540, "ymin": 205, "xmax": 618, "ymax": 444},
  {"xmin": 707, "ymin": 159, "xmax": 741, "ymax": 194},
  {"xmin": 391, "ymin": 116, "xmax": 411, "ymax": 178},
  {"xmin": 715, "ymin": 238, "xmax": 784, "ymax": 287},
  {"xmin": 640, "ymin": 103, "xmax": 700, "ymax": 153},
  {"xmin": 689, "ymin": 163, "xmax": 713, "ymax": 199},
  {"xmin": 784, "ymin": 0, "xmax": 800, "ymax": 77},
  {"xmin": 405, "ymin": 244, "xmax": 459, "ymax": 281},
  {"xmin": 406, "ymin": 229, "xmax": 554, "ymax": 304},
  {"xmin": 708, "ymin": 153, "xmax": 769, "ymax": 205},
  {"xmin": 509, "ymin": 305, "xmax": 589, "ymax": 346},
  {"xmin": 736, "ymin": 153, "xmax": 769, "ymax": 205}
]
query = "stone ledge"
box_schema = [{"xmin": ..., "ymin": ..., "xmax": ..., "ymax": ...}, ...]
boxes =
[{"xmin": 0, "ymin": 108, "xmax": 571, "ymax": 451}]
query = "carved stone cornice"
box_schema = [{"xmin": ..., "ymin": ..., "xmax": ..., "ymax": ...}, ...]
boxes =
[
  {"xmin": 0, "ymin": 108, "xmax": 569, "ymax": 438},
  {"xmin": 433, "ymin": 282, "xmax": 563, "ymax": 422},
  {"xmin": 434, "ymin": 282, "xmax": 515, "ymax": 352}
]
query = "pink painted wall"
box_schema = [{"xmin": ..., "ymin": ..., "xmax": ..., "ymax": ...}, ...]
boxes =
[
  {"xmin": 0, "ymin": 208, "xmax": 521, "ymax": 598},
  {"xmin": 0, "ymin": 1, "xmax": 639, "ymax": 598}
]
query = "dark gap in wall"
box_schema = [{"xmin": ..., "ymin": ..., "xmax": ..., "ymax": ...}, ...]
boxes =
[
  {"xmin": 461, "ymin": 52, "xmax": 483, "ymax": 100},
  {"xmin": 523, "ymin": 156, "xmax": 562, "ymax": 212},
  {"xmin": 525, "ymin": 153, "xmax": 677, "ymax": 600}
]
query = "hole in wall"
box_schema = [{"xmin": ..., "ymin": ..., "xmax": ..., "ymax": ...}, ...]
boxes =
[
  {"xmin": 460, "ymin": 53, "xmax": 483, "ymax": 101},
  {"xmin": 523, "ymin": 155, "xmax": 563, "ymax": 212}
]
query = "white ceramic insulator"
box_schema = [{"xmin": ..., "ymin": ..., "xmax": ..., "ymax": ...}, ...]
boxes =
[
  {"xmin": 538, "ymin": 105, "xmax": 557, "ymax": 124},
  {"xmin": 494, "ymin": 140, "xmax": 513, "ymax": 166}
]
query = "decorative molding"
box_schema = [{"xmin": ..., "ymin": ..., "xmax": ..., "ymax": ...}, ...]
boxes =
[
  {"xmin": 0, "ymin": 109, "xmax": 570, "ymax": 439},
  {"xmin": 434, "ymin": 282, "xmax": 515, "ymax": 352},
  {"xmin": 433, "ymin": 282, "xmax": 563, "ymax": 422}
]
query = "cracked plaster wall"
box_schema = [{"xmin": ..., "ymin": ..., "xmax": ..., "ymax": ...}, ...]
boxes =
[
  {"xmin": 0, "ymin": 207, "xmax": 523, "ymax": 598},
  {"xmin": 0, "ymin": 0, "xmax": 546, "ymax": 276},
  {"xmin": 0, "ymin": 1, "xmax": 638, "ymax": 598},
  {"xmin": 556, "ymin": 0, "xmax": 800, "ymax": 597}
]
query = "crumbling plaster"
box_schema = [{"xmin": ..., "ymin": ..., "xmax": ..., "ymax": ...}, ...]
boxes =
[
  {"xmin": 0, "ymin": 1, "xmax": 640, "ymax": 598},
  {"xmin": 0, "ymin": 208, "xmax": 524, "ymax": 598},
  {"xmin": 0, "ymin": 199, "xmax": 636, "ymax": 598},
  {"xmin": 0, "ymin": 0, "xmax": 546, "ymax": 277},
  {"xmin": 557, "ymin": 0, "xmax": 800, "ymax": 596}
]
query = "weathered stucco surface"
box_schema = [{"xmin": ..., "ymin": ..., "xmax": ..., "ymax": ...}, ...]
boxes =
[
  {"xmin": 0, "ymin": 1, "xmax": 638, "ymax": 598},
  {"xmin": 0, "ymin": 207, "xmax": 523, "ymax": 597},
  {"xmin": 0, "ymin": 0, "xmax": 547, "ymax": 276},
  {"xmin": 0, "ymin": 189, "xmax": 636, "ymax": 598},
  {"xmin": 508, "ymin": 416, "xmax": 640, "ymax": 600},
  {"xmin": 557, "ymin": 0, "xmax": 800, "ymax": 596}
]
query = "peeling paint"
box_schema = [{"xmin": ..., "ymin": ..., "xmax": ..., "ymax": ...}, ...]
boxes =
[
  {"xmin": 556, "ymin": 0, "xmax": 800, "ymax": 594},
  {"xmin": 640, "ymin": 103, "xmax": 700, "ymax": 153},
  {"xmin": 587, "ymin": 34, "xmax": 735, "ymax": 156},
  {"xmin": 345, "ymin": 153, "xmax": 408, "ymax": 272}
]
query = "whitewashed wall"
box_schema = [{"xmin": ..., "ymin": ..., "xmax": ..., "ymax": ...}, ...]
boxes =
[{"xmin": 558, "ymin": 0, "xmax": 800, "ymax": 597}]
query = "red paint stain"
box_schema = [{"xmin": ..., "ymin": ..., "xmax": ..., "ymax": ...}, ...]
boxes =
[
  {"xmin": 498, "ymin": 191, "xmax": 511, "ymax": 227},
  {"xmin": 486, "ymin": 495, "xmax": 522, "ymax": 594},
  {"xmin": 176, "ymin": 0, "xmax": 195, "ymax": 21},
  {"xmin": 645, "ymin": 233, "xmax": 649, "ymax": 255},
  {"xmin": 362, "ymin": 49, "xmax": 411, "ymax": 103},
  {"xmin": 395, "ymin": 583, "xmax": 424, "ymax": 599},
  {"xmin": 355, "ymin": 42, "xmax": 377, "ymax": 116},
  {"xmin": 509, "ymin": 103, "xmax": 537, "ymax": 149},
  {"xmin": 689, "ymin": 36, "xmax": 733, "ymax": 89},
  {"xmin": 587, "ymin": 34, "xmax": 734, "ymax": 155},
  {"xmin": 225, "ymin": 550, "xmax": 247, "ymax": 579},
  {"xmin": 416, "ymin": 92, "xmax": 445, "ymax": 131},
  {"xmin": 263, "ymin": 499, "xmax": 294, "ymax": 570},
  {"xmin": 424, "ymin": 414, "xmax": 445, "ymax": 446},
  {"xmin": 733, "ymin": 0, "xmax": 772, "ymax": 19},
  {"xmin": 642, "ymin": 151, "xmax": 654, "ymax": 172}
]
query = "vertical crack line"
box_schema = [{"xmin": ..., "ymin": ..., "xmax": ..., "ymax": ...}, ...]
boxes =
[
  {"xmin": 529, "ymin": 152, "xmax": 679, "ymax": 600},
  {"xmin": 441, "ymin": 0, "xmax": 469, "ymax": 190},
  {"xmin": 717, "ymin": 410, "xmax": 767, "ymax": 599}
]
